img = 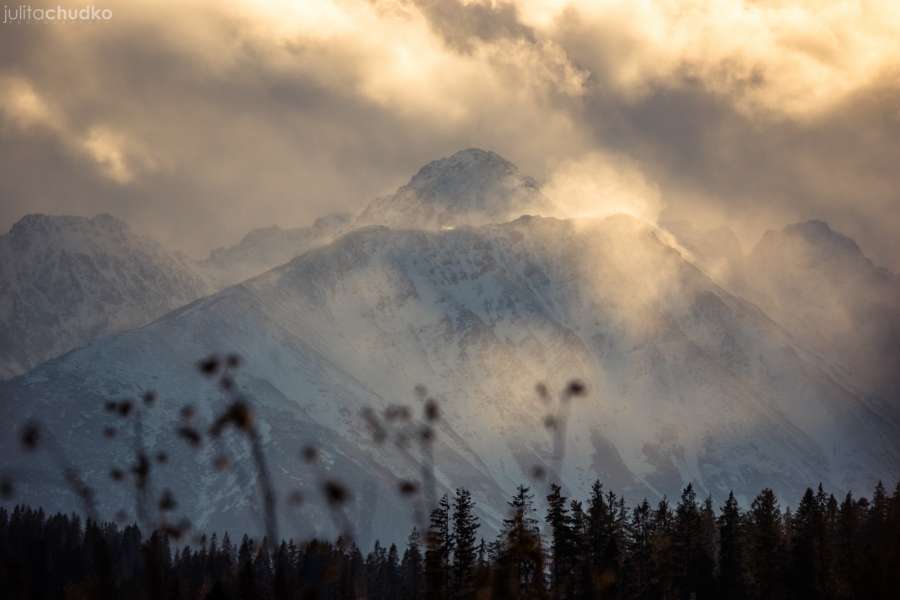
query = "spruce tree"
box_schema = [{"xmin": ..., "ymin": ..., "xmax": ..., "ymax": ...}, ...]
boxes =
[
  {"xmin": 624, "ymin": 498, "xmax": 654, "ymax": 600},
  {"xmin": 497, "ymin": 485, "xmax": 545, "ymax": 598},
  {"xmin": 545, "ymin": 483, "xmax": 573, "ymax": 593},
  {"xmin": 400, "ymin": 528, "xmax": 425, "ymax": 600},
  {"xmin": 650, "ymin": 497, "xmax": 675, "ymax": 600},
  {"xmin": 718, "ymin": 491, "xmax": 747, "ymax": 600},
  {"xmin": 451, "ymin": 488, "xmax": 479, "ymax": 599},
  {"xmin": 425, "ymin": 494, "xmax": 453, "ymax": 600},
  {"xmin": 746, "ymin": 488, "xmax": 785, "ymax": 600},
  {"xmin": 789, "ymin": 487, "xmax": 821, "ymax": 600}
]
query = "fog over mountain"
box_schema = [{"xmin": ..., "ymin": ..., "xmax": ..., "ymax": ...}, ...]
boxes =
[
  {"xmin": 2, "ymin": 149, "xmax": 898, "ymax": 546},
  {"xmin": 0, "ymin": 214, "xmax": 211, "ymax": 378}
]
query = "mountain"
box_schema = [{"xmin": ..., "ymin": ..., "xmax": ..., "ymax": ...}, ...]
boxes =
[
  {"xmin": 356, "ymin": 148, "xmax": 550, "ymax": 229},
  {"xmin": 3, "ymin": 215, "xmax": 897, "ymax": 546},
  {"xmin": 660, "ymin": 219, "xmax": 744, "ymax": 285},
  {"xmin": 0, "ymin": 214, "xmax": 211, "ymax": 379},
  {"xmin": 0, "ymin": 148, "xmax": 543, "ymax": 380},
  {"xmin": 201, "ymin": 214, "xmax": 352, "ymax": 287},
  {"xmin": 741, "ymin": 220, "xmax": 900, "ymax": 418}
]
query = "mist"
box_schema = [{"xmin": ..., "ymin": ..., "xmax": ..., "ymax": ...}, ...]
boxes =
[{"xmin": 1, "ymin": 0, "xmax": 900, "ymax": 270}]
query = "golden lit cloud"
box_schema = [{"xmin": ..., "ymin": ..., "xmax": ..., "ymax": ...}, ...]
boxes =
[
  {"xmin": 541, "ymin": 0, "xmax": 900, "ymax": 117},
  {"xmin": 543, "ymin": 151, "xmax": 662, "ymax": 223},
  {"xmin": 0, "ymin": 77, "xmax": 57, "ymax": 130}
]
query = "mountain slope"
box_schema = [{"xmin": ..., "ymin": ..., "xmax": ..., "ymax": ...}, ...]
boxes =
[
  {"xmin": 0, "ymin": 214, "xmax": 211, "ymax": 378},
  {"xmin": 200, "ymin": 214, "xmax": 352, "ymax": 287},
  {"xmin": 3, "ymin": 215, "xmax": 897, "ymax": 545},
  {"xmin": 741, "ymin": 220, "xmax": 900, "ymax": 418},
  {"xmin": 357, "ymin": 148, "xmax": 550, "ymax": 229}
]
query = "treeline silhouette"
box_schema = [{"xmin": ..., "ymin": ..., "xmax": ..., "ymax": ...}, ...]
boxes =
[{"xmin": 2, "ymin": 479, "xmax": 899, "ymax": 600}]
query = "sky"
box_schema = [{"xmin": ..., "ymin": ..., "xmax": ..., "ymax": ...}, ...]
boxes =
[{"xmin": 1, "ymin": 0, "xmax": 899, "ymax": 269}]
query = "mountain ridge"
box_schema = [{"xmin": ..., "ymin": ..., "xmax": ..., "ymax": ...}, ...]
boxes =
[{"xmin": 3, "ymin": 214, "xmax": 897, "ymax": 545}]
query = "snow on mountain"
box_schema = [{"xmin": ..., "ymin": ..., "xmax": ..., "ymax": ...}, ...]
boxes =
[
  {"xmin": 0, "ymin": 214, "xmax": 211, "ymax": 379},
  {"xmin": 201, "ymin": 214, "xmax": 352, "ymax": 287},
  {"xmin": 356, "ymin": 148, "xmax": 550, "ymax": 229},
  {"xmin": 3, "ymin": 215, "xmax": 897, "ymax": 546},
  {"xmin": 659, "ymin": 220, "xmax": 744, "ymax": 285},
  {"xmin": 741, "ymin": 220, "xmax": 900, "ymax": 419}
]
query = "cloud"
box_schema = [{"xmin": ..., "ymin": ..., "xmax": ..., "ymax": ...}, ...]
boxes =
[
  {"xmin": 1, "ymin": 0, "xmax": 899, "ymax": 270},
  {"xmin": 542, "ymin": 151, "xmax": 662, "ymax": 223}
]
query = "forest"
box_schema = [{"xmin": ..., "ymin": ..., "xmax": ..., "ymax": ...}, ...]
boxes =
[{"xmin": 2, "ymin": 477, "xmax": 899, "ymax": 599}]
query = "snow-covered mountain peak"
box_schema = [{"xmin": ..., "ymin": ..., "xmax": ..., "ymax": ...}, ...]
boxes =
[
  {"xmin": 407, "ymin": 147, "xmax": 522, "ymax": 192},
  {"xmin": 754, "ymin": 219, "xmax": 864, "ymax": 268},
  {"xmin": 0, "ymin": 213, "xmax": 210, "ymax": 378},
  {"xmin": 356, "ymin": 148, "xmax": 549, "ymax": 229}
]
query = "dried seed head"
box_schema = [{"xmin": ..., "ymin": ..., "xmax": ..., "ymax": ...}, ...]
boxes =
[
  {"xmin": 109, "ymin": 468, "xmax": 125, "ymax": 481},
  {"xmin": 323, "ymin": 480, "xmax": 350, "ymax": 506},
  {"xmin": 155, "ymin": 451, "xmax": 168, "ymax": 464},
  {"xmin": 384, "ymin": 405, "xmax": 412, "ymax": 422},
  {"xmin": 142, "ymin": 391, "xmax": 157, "ymax": 406},
  {"xmin": 197, "ymin": 355, "xmax": 220, "ymax": 377},
  {"xmin": 20, "ymin": 422, "xmax": 40, "ymax": 450},
  {"xmin": 424, "ymin": 399, "xmax": 440, "ymax": 422},
  {"xmin": 398, "ymin": 480, "xmax": 419, "ymax": 496},
  {"xmin": 565, "ymin": 379, "xmax": 587, "ymax": 399},
  {"xmin": 361, "ymin": 407, "xmax": 387, "ymax": 444},
  {"xmin": 210, "ymin": 401, "xmax": 253, "ymax": 436},
  {"xmin": 177, "ymin": 427, "xmax": 202, "ymax": 447},
  {"xmin": 420, "ymin": 426, "xmax": 434, "ymax": 444},
  {"xmin": 230, "ymin": 402, "xmax": 252, "ymax": 430},
  {"xmin": 131, "ymin": 452, "xmax": 150, "ymax": 489},
  {"xmin": 159, "ymin": 489, "xmax": 177, "ymax": 511},
  {"xmin": 301, "ymin": 446, "xmax": 318, "ymax": 464},
  {"xmin": 117, "ymin": 401, "xmax": 133, "ymax": 417},
  {"xmin": 530, "ymin": 465, "xmax": 546, "ymax": 481}
]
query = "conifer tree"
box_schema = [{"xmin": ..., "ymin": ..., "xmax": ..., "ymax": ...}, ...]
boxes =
[
  {"xmin": 545, "ymin": 483, "xmax": 573, "ymax": 592},
  {"xmin": 718, "ymin": 491, "xmax": 747, "ymax": 600},
  {"xmin": 497, "ymin": 485, "xmax": 545, "ymax": 598},
  {"xmin": 624, "ymin": 498, "xmax": 653, "ymax": 600},
  {"xmin": 746, "ymin": 488, "xmax": 786, "ymax": 600},
  {"xmin": 451, "ymin": 488, "xmax": 479, "ymax": 599},
  {"xmin": 650, "ymin": 497, "xmax": 675, "ymax": 600},
  {"xmin": 425, "ymin": 494, "xmax": 453, "ymax": 600},
  {"xmin": 790, "ymin": 487, "xmax": 821, "ymax": 600},
  {"xmin": 567, "ymin": 498, "xmax": 592, "ymax": 599},
  {"xmin": 400, "ymin": 528, "xmax": 425, "ymax": 600}
]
